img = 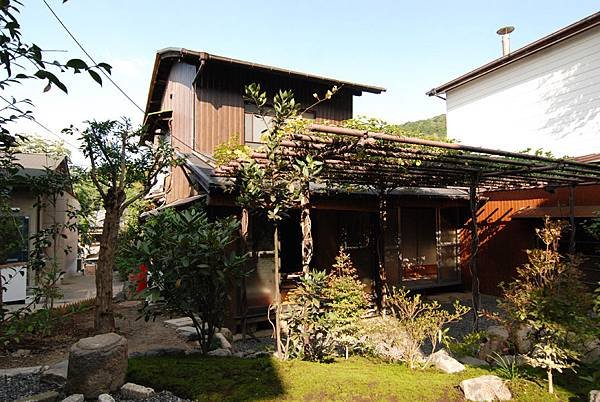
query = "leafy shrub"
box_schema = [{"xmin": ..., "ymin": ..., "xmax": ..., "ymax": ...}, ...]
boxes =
[
  {"xmin": 499, "ymin": 217, "xmax": 597, "ymax": 393},
  {"xmin": 386, "ymin": 287, "xmax": 470, "ymax": 369},
  {"xmin": 445, "ymin": 331, "xmax": 486, "ymax": 358},
  {"xmin": 136, "ymin": 207, "xmax": 248, "ymax": 354}
]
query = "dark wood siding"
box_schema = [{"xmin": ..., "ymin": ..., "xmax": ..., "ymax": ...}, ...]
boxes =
[
  {"xmin": 463, "ymin": 184, "xmax": 600, "ymax": 295},
  {"xmin": 195, "ymin": 62, "xmax": 354, "ymax": 154}
]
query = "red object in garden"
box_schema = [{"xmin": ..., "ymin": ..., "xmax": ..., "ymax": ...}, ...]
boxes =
[{"xmin": 132, "ymin": 264, "xmax": 148, "ymax": 293}]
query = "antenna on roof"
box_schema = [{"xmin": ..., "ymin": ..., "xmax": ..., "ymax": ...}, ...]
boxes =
[{"xmin": 496, "ymin": 26, "xmax": 515, "ymax": 56}]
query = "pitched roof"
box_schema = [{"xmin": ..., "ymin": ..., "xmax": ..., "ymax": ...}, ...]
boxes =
[
  {"xmin": 572, "ymin": 153, "xmax": 600, "ymax": 164},
  {"xmin": 427, "ymin": 12, "xmax": 600, "ymax": 96},
  {"xmin": 145, "ymin": 48, "xmax": 386, "ymax": 117},
  {"xmin": 14, "ymin": 153, "xmax": 66, "ymax": 176}
]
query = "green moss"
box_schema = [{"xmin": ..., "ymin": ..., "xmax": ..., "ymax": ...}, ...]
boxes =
[{"xmin": 127, "ymin": 356, "xmax": 583, "ymax": 401}]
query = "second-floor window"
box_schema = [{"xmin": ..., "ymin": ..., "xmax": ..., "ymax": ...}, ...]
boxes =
[{"xmin": 244, "ymin": 104, "xmax": 316, "ymax": 144}]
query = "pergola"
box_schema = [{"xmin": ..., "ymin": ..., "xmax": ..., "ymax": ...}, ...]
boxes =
[{"xmin": 215, "ymin": 123, "xmax": 600, "ymax": 329}]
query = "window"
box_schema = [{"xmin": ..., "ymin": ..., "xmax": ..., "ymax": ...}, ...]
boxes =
[{"xmin": 244, "ymin": 104, "xmax": 316, "ymax": 144}]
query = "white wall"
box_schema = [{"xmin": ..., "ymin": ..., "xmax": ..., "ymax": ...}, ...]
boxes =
[{"xmin": 446, "ymin": 26, "xmax": 600, "ymax": 157}]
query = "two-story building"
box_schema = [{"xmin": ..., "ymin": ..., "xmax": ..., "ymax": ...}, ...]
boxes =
[{"xmin": 142, "ymin": 48, "xmax": 472, "ymax": 329}]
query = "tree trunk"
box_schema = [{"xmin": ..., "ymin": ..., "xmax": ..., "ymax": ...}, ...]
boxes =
[
  {"xmin": 547, "ymin": 369, "xmax": 554, "ymax": 394},
  {"xmin": 240, "ymin": 208, "xmax": 249, "ymax": 340},
  {"xmin": 273, "ymin": 224, "xmax": 282, "ymax": 358},
  {"xmin": 469, "ymin": 180, "xmax": 481, "ymax": 331},
  {"xmin": 94, "ymin": 201, "xmax": 121, "ymax": 332},
  {"xmin": 375, "ymin": 191, "xmax": 388, "ymax": 310},
  {"xmin": 300, "ymin": 187, "xmax": 313, "ymax": 274}
]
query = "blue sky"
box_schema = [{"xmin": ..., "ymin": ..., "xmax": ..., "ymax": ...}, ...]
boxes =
[{"xmin": 9, "ymin": 1, "xmax": 599, "ymax": 164}]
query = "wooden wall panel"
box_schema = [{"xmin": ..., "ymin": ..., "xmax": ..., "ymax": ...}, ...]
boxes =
[
  {"xmin": 161, "ymin": 62, "xmax": 196, "ymax": 151},
  {"xmin": 195, "ymin": 63, "xmax": 355, "ymax": 154},
  {"xmin": 461, "ymin": 184, "xmax": 600, "ymax": 295}
]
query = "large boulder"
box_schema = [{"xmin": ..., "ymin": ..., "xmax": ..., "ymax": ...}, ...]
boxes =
[
  {"xmin": 590, "ymin": 390, "xmax": 600, "ymax": 402},
  {"xmin": 458, "ymin": 356, "xmax": 490, "ymax": 367},
  {"xmin": 429, "ymin": 349, "xmax": 465, "ymax": 373},
  {"xmin": 460, "ymin": 375, "xmax": 512, "ymax": 401},
  {"xmin": 42, "ymin": 360, "xmax": 68, "ymax": 388},
  {"xmin": 479, "ymin": 325, "xmax": 509, "ymax": 360},
  {"xmin": 583, "ymin": 339, "xmax": 600, "ymax": 364},
  {"xmin": 66, "ymin": 333, "xmax": 128, "ymax": 399}
]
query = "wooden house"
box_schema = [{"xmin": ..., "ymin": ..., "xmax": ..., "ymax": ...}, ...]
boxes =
[{"xmin": 143, "ymin": 48, "xmax": 471, "ymax": 329}]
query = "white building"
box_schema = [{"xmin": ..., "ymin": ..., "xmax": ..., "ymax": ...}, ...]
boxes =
[{"xmin": 427, "ymin": 12, "xmax": 600, "ymax": 157}]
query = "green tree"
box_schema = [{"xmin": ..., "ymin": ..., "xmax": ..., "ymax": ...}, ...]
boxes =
[
  {"xmin": 63, "ymin": 119, "xmax": 177, "ymax": 332},
  {"xmin": 499, "ymin": 218, "xmax": 596, "ymax": 393},
  {"xmin": 137, "ymin": 207, "xmax": 247, "ymax": 354}
]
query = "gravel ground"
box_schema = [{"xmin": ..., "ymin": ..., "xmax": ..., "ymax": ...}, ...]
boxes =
[
  {"xmin": 0, "ymin": 374, "xmax": 57, "ymax": 402},
  {"xmin": 233, "ymin": 336, "xmax": 274, "ymax": 354},
  {"xmin": 114, "ymin": 390, "xmax": 191, "ymax": 401},
  {"xmin": 441, "ymin": 293, "xmax": 501, "ymax": 341}
]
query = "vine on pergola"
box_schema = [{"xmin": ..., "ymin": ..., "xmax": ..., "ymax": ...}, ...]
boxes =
[{"xmin": 221, "ymin": 109, "xmax": 600, "ymax": 331}]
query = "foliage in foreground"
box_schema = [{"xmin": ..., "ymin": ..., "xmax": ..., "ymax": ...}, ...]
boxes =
[
  {"xmin": 498, "ymin": 217, "xmax": 598, "ymax": 394},
  {"xmin": 134, "ymin": 207, "xmax": 248, "ymax": 354},
  {"xmin": 127, "ymin": 355, "xmax": 584, "ymax": 402},
  {"xmin": 283, "ymin": 248, "xmax": 370, "ymax": 361}
]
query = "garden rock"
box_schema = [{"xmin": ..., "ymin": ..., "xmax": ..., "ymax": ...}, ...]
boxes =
[
  {"xmin": 479, "ymin": 325, "xmax": 509, "ymax": 360},
  {"xmin": 458, "ymin": 356, "xmax": 489, "ymax": 367},
  {"xmin": 207, "ymin": 348, "xmax": 232, "ymax": 357},
  {"xmin": 233, "ymin": 351, "xmax": 246, "ymax": 358},
  {"xmin": 176, "ymin": 326, "xmax": 200, "ymax": 341},
  {"xmin": 61, "ymin": 395, "xmax": 84, "ymax": 402},
  {"xmin": 374, "ymin": 343, "xmax": 409, "ymax": 362},
  {"xmin": 219, "ymin": 327, "xmax": 233, "ymax": 342},
  {"xmin": 66, "ymin": 332, "xmax": 128, "ymax": 399},
  {"xmin": 460, "ymin": 375, "xmax": 511, "ymax": 401},
  {"xmin": 42, "ymin": 360, "xmax": 68, "ymax": 387},
  {"xmin": 215, "ymin": 332, "xmax": 232, "ymax": 350},
  {"xmin": 583, "ymin": 339, "xmax": 600, "ymax": 364},
  {"xmin": 121, "ymin": 382, "xmax": 155, "ymax": 399},
  {"xmin": 590, "ymin": 390, "xmax": 600, "ymax": 402},
  {"xmin": 12, "ymin": 349, "xmax": 31, "ymax": 357},
  {"xmin": 512, "ymin": 324, "xmax": 532, "ymax": 354},
  {"xmin": 429, "ymin": 349, "xmax": 465, "ymax": 373},
  {"xmin": 15, "ymin": 390, "xmax": 60, "ymax": 402},
  {"xmin": 97, "ymin": 394, "xmax": 115, "ymax": 402}
]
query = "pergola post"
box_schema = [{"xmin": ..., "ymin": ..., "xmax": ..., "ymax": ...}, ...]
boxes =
[
  {"xmin": 300, "ymin": 185, "xmax": 313, "ymax": 274},
  {"xmin": 375, "ymin": 188, "xmax": 388, "ymax": 310},
  {"xmin": 469, "ymin": 175, "xmax": 481, "ymax": 331},
  {"xmin": 568, "ymin": 185, "xmax": 576, "ymax": 256}
]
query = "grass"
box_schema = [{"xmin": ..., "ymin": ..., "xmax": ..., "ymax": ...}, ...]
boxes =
[{"xmin": 127, "ymin": 355, "xmax": 586, "ymax": 401}]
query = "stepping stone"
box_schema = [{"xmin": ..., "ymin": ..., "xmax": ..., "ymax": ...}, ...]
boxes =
[
  {"xmin": 164, "ymin": 317, "xmax": 194, "ymax": 329},
  {"xmin": 98, "ymin": 394, "xmax": 115, "ymax": 402},
  {"xmin": 15, "ymin": 390, "xmax": 60, "ymax": 402},
  {"xmin": 61, "ymin": 395, "xmax": 84, "ymax": 402},
  {"xmin": 0, "ymin": 366, "xmax": 46, "ymax": 377},
  {"xmin": 460, "ymin": 375, "xmax": 512, "ymax": 401}
]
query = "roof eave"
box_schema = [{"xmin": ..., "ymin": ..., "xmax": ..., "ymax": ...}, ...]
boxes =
[{"xmin": 427, "ymin": 11, "xmax": 600, "ymax": 97}]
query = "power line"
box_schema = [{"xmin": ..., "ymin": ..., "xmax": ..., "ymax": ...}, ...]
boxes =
[
  {"xmin": 41, "ymin": 0, "xmax": 145, "ymax": 114},
  {"xmin": 0, "ymin": 94, "xmax": 80, "ymax": 149}
]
